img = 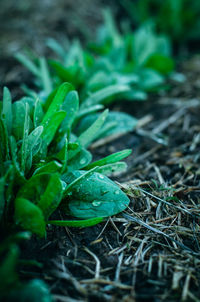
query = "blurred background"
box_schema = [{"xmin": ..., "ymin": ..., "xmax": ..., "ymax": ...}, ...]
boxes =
[
  {"xmin": 1, "ymin": 0, "xmax": 200, "ymax": 95},
  {"xmin": 1, "ymin": 0, "xmax": 200, "ymax": 55}
]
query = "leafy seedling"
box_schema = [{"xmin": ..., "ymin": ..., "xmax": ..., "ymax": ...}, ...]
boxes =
[{"xmin": 0, "ymin": 84, "xmax": 132, "ymax": 237}]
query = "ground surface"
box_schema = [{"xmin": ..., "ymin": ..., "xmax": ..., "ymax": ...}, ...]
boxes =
[{"xmin": 1, "ymin": 1, "xmax": 200, "ymax": 302}]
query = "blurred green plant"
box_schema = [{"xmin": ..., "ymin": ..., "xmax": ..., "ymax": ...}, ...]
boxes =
[
  {"xmin": 17, "ymin": 10, "xmax": 173, "ymax": 101},
  {"xmin": 0, "ymin": 232, "xmax": 52, "ymax": 302},
  {"xmin": 15, "ymin": 10, "xmax": 174, "ymax": 143},
  {"xmin": 120, "ymin": 0, "xmax": 200, "ymax": 46}
]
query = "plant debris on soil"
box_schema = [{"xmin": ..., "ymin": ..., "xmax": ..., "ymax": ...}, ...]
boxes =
[{"xmin": 19, "ymin": 58, "xmax": 200, "ymax": 302}]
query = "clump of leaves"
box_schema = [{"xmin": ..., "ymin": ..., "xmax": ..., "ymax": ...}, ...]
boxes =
[
  {"xmin": 16, "ymin": 50, "xmax": 137, "ymax": 142},
  {"xmin": 0, "ymin": 84, "xmax": 131, "ymax": 237},
  {"xmin": 15, "ymin": 10, "xmax": 174, "ymax": 142},
  {"xmin": 88, "ymin": 10, "xmax": 173, "ymax": 95},
  {"xmin": 16, "ymin": 10, "xmax": 174, "ymax": 103},
  {"xmin": 0, "ymin": 232, "xmax": 52, "ymax": 302}
]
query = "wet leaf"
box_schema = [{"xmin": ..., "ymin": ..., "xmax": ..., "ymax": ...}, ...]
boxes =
[
  {"xmin": 68, "ymin": 148, "xmax": 92, "ymax": 170},
  {"xmin": 2, "ymin": 87, "xmax": 12, "ymax": 135},
  {"xmin": 60, "ymin": 90, "xmax": 79, "ymax": 133},
  {"xmin": 48, "ymin": 217, "xmax": 103, "ymax": 228},
  {"xmin": 83, "ymin": 84, "xmax": 130, "ymax": 107},
  {"xmin": 62, "ymin": 171, "xmax": 130, "ymax": 219},
  {"xmin": 76, "ymin": 111, "xmax": 137, "ymax": 140},
  {"xmin": 15, "ymin": 198, "xmax": 46, "ymax": 237},
  {"xmin": 85, "ymin": 149, "xmax": 132, "ymax": 170},
  {"xmin": 78, "ymin": 109, "xmax": 108, "ymax": 147},
  {"xmin": 41, "ymin": 82, "xmax": 73, "ymax": 125},
  {"xmin": 0, "ymin": 178, "xmax": 5, "ymax": 221},
  {"xmin": 17, "ymin": 173, "xmax": 63, "ymax": 220},
  {"xmin": 41, "ymin": 111, "xmax": 66, "ymax": 146},
  {"xmin": 12, "ymin": 101, "xmax": 26, "ymax": 141}
]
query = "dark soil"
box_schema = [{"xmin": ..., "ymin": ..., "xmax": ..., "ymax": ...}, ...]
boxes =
[{"xmin": 1, "ymin": 1, "xmax": 200, "ymax": 302}]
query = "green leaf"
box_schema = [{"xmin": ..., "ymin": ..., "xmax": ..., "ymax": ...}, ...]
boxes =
[
  {"xmin": 27, "ymin": 126, "xmax": 43, "ymax": 156},
  {"xmin": 15, "ymin": 53, "xmax": 40, "ymax": 76},
  {"xmin": 0, "ymin": 118, "xmax": 9, "ymax": 172},
  {"xmin": 96, "ymin": 162, "xmax": 128, "ymax": 176},
  {"xmin": 0, "ymin": 245, "xmax": 19, "ymax": 293},
  {"xmin": 48, "ymin": 217, "xmax": 103, "ymax": 228},
  {"xmin": 68, "ymin": 148, "xmax": 92, "ymax": 170},
  {"xmin": 21, "ymin": 125, "xmax": 43, "ymax": 173},
  {"xmin": 21, "ymin": 103, "xmax": 30, "ymax": 172},
  {"xmin": 139, "ymin": 69, "xmax": 164, "ymax": 90},
  {"xmin": 0, "ymin": 178, "xmax": 5, "ymax": 221},
  {"xmin": 41, "ymin": 111, "xmax": 66, "ymax": 146},
  {"xmin": 76, "ymin": 112, "xmax": 137, "ymax": 140},
  {"xmin": 17, "ymin": 173, "xmax": 63, "ymax": 220},
  {"xmin": 122, "ymin": 89, "xmax": 147, "ymax": 101},
  {"xmin": 60, "ymin": 90, "xmax": 79, "ymax": 134},
  {"xmin": 2, "ymin": 87, "xmax": 12, "ymax": 134},
  {"xmin": 9, "ymin": 136, "xmax": 26, "ymax": 186},
  {"xmin": 47, "ymin": 38, "xmax": 66, "ymax": 58},
  {"xmin": 41, "ymin": 82, "xmax": 73, "ymax": 125},
  {"xmin": 103, "ymin": 9, "xmax": 122, "ymax": 47},
  {"xmin": 145, "ymin": 54, "xmax": 174, "ymax": 75},
  {"xmin": 12, "ymin": 101, "xmax": 26, "ymax": 140},
  {"xmin": 7, "ymin": 279, "xmax": 52, "ymax": 302},
  {"xmin": 33, "ymin": 161, "xmax": 62, "ymax": 176},
  {"xmin": 39, "ymin": 57, "xmax": 52, "ymax": 94},
  {"xmin": 15, "ymin": 198, "xmax": 46, "ymax": 237},
  {"xmin": 34, "ymin": 98, "xmax": 44, "ymax": 128},
  {"xmin": 63, "ymin": 171, "xmax": 130, "ymax": 219},
  {"xmin": 20, "ymin": 96, "xmax": 35, "ymax": 119},
  {"xmin": 4, "ymin": 166, "xmax": 17, "ymax": 207},
  {"xmin": 78, "ymin": 109, "xmax": 108, "ymax": 147},
  {"xmin": 53, "ymin": 138, "xmax": 69, "ymax": 173},
  {"xmin": 132, "ymin": 23, "xmax": 158, "ymax": 67},
  {"xmin": 85, "ymin": 149, "xmax": 132, "ymax": 170},
  {"xmin": 83, "ymin": 84, "xmax": 130, "ymax": 107},
  {"xmin": 60, "ymin": 138, "xmax": 68, "ymax": 173},
  {"xmin": 50, "ymin": 60, "xmax": 79, "ymax": 85},
  {"xmin": 62, "ymin": 167, "xmax": 98, "ymax": 197},
  {"xmin": 77, "ymin": 104, "xmax": 104, "ymax": 121},
  {"xmin": 37, "ymin": 174, "xmax": 63, "ymax": 219}
]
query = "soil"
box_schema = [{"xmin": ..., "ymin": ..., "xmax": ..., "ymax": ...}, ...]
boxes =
[{"xmin": 1, "ymin": 1, "xmax": 200, "ymax": 302}]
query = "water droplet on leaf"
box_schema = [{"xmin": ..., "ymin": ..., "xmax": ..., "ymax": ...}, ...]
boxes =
[
  {"xmin": 92, "ymin": 201, "xmax": 101, "ymax": 207},
  {"xmin": 80, "ymin": 158, "xmax": 86, "ymax": 165}
]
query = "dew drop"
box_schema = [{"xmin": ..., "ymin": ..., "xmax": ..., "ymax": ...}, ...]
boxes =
[
  {"xmin": 80, "ymin": 158, "xmax": 86, "ymax": 165},
  {"xmin": 99, "ymin": 175, "xmax": 104, "ymax": 179},
  {"xmin": 61, "ymin": 181, "xmax": 67, "ymax": 190},
  {"xmin": 92, "ymin": 201, "xmax": 101, "ymax": 207},
  {"xmin": 114, "ymin": 190, "xmax": 120, "ymax": 195}
]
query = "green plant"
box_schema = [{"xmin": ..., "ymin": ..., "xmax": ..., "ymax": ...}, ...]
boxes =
[
  {"xmin": 120, "ymin": 0, "xmax": 200, "ymax": 46},
  {"xmin": 0, "ymin": 232, "xmax": 52, "ymax": 302},
  {"xmin": 88, "ymin": 10, "xmax": 173, "ymax": 86},
  {"xmin": 17, "ymin": 10, "xmax": 173, "ymax": 101},
  {"xmin": 16, "ymin": 50, "xmax": 138, "ymax": 142},
  {"xmin": 0, "ymin": 84, "xmax": 131, "ymax": 237},
  {"xmin": 15, "ymin": 10, "xmax": 174, "ymax": 143}
]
